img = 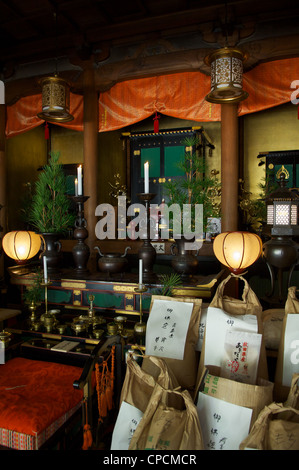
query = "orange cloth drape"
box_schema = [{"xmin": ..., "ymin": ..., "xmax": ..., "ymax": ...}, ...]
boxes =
[
  {"xmin": 5, "ymin": 57, "xmax": 299, "ymax": 138},
  {"xmin": 6, "ymin": 92, "xmax": 84, "ymax": 138},
  {"xmin": 98, "ymin": 72, "xmax": 220, "ymax": 131},
  {"xmin": 239, "ymin": 57, "xmax": 299, "ymax": 116}
]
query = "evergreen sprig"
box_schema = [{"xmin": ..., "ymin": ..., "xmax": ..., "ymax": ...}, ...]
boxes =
[
  {"xmin": 158, "ymin": 272, "xmax": 182, "ymax": 296},
  {"xmin": 29, "ymin": 151, "xmax": 75, "ymax": 233}
]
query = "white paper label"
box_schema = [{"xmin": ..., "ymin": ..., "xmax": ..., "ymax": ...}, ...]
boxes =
[
  {"xmin": 145, "ymin": 299, "xmax": 193, "ymax": 360},
  {"xmin": 196, "ymin": 392, "xmax": 252, "ymax": 450},
  {"xmin": 204, "ymin": 306, "xmax": 258, "ymax": 368},
  {"xmin": 195, "ymin": 306, "xmax": 208, "ymax": 351},
  {"xmin": 110, "ymin": 401, "xmax": 143, "ymax": 450},
  {"xmin": 283, "ymin": 314, "xmax": 299, "ymax": 386},
  {"xmin": 220, "ymin": 330, "xmax": 262, "ymax": 384}
]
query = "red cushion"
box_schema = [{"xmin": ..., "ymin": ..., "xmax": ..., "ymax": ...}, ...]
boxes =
[{"xmin": 0, "ymin": 357, "xmax": 83, "ymax": 436}]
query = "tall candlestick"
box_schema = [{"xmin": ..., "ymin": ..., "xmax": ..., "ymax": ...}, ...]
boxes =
[
  {"xmin": 77, "ymin": 165, "xmax": 83, "ymax": 195},
  {"xmin": 144, "ymin": 161, "xmax": 149, "ymax": 193},
  {"xmin": 43, "ymin": 256, "xmax": 48, "ymax": 283},
  {"xmin": 139, "ymin": 258, "xmax": 143, "ymax": 288}
]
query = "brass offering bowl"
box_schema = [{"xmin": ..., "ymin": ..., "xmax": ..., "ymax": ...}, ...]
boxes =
[
  {"xmin": 107, "ymin": 322, "xmax": 118, "ymax": 335},
  {"xmin": 93, "ymin": 329, "xmax": 104, "ymax": 340},
  {"xmin": 71, "ymin": 318, "xmax": 88, "ymax": 335}
]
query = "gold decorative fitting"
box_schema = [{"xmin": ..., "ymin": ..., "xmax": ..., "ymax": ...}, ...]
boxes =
[
  {"xmin": 37, "ymin": 75, "xmax": 74, "ymax": 123},
  {"xmin": 276, "ymin": 165, "xmax": 290, "ymax": 180},
  {"xmin": 205, "ymin": 47, "xmax": 248, "ymax": 104}
]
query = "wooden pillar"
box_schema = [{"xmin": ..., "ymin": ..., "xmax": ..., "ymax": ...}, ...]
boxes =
[
  {"xmin": 221, "ymin": 103, "xmax": 239, "ymax": 232},
  {"xmin": 83, "ymin": 63, "xmax": 98, "ymax": 270},
  {"xmin": 0, "ymin": 104, "xmax": 6, "ymax": 279}
]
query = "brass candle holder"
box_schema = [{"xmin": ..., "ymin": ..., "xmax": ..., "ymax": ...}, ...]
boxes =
[
  {"xmin": 41, "ymin": 280, "xmax": 52, "ymax": 315},
  {"xmin": 137, "ymin": 192, "xmax": 157, "ymax": 279},
  {"xmin": 114, "ymin": 315, "xmax": 127, "ymax": 336},
  {"xmin": 134, "ymin": 285, "xmax": 147, "ymax": 344}
]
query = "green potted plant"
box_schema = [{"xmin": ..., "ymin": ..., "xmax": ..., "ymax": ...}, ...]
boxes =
[
  {"xmin": 28, "ymin": 151, "xmax": 75, "ymax": 271},
  {"xmin": 162, "ymin": 136, "xmax": 221, "ymax": 276},
  {"xmin": 23, "ymin": 268, "xmax": 43, "ymax": 322}
]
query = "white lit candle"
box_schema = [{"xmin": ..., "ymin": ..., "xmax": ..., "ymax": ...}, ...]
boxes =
[
  {"xmin": 139, "ymin": 259, "xmax": 143, "ymax": 289},
  {"xmin": 74, "ymin": 178, "xmax": 78, "ymax": 196},
  {"xmin": 43, "ymin": 256, "xmax": 48, "ymax": 283},
  {"xmin": 144, "ymin": 161, "xmax": 149, "ymax": 193},
  {"xmin": 77, "ymin": 165, "xmax": 83, "ymax": 195}
]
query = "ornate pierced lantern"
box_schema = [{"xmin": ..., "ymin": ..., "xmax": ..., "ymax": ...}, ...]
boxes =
[
  {"xmin": 205, "ymin": 47, "xmax": 248, "ymax": 104},
  {"xmin": 213, "ymin": 231, "xmax": 262, "ymax": 274},
  {"xmin": 266, "ymin": 173, "xmax": 299, "ymax": 237},
  {"xmin": 37, "ymin": 75, "xmax": 74, "ymax": 123},
  {"xmin": 2, "ymin": 231, "xmax": 42, "ymax": 264}
]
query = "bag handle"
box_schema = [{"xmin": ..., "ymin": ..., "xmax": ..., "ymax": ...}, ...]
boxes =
[{"xmin": 215, "ymin": 273, "xmax": 250, "ymax": 302}]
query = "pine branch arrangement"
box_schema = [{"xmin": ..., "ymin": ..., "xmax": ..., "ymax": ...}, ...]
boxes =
[{"xmin": 29, "ymin": 151, "xmax": 75, "ymax": 234}]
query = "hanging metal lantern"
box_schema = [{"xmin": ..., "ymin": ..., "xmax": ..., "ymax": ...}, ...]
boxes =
[
  {"xmin": 37, "ymin": 75, "xmax": 74, "ymax": 123},
  {"xmin": 205, "ymin": 47, "xmax": 248, "ymax": 104}
]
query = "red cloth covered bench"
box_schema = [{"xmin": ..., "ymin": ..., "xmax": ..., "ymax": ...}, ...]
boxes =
[{"xmin": 0, "ymin": 357, "xmax": 84, "ymax": 450}]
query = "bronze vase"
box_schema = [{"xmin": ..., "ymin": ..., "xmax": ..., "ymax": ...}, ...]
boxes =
[
  {"xmin": 171, "ymin": 236, "xmax": 199, "ymax": 277},
  {"xmin": 41, "ymin": 232, "xmax": 62, "ymax": 273}
]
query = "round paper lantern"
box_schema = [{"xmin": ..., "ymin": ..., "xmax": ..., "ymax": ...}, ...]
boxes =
[
  {"xmin": 2, "ymin": 231, "xmax": 42, "ymax": 263},
  {"xmin": 213, "ymin": 231, "xmax": 262, "ymax": 274}
]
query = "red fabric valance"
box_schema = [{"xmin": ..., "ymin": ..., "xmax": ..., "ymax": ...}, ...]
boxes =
[{"xmin": 5, "ymin": 57, "xmax": 299, "ymax": 138}]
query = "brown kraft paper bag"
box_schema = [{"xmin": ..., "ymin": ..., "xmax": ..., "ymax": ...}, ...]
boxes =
[
  {"xmin": 197, "ymin": 273, "xmax": 268, "ymax": 382},
  {"xmin": 274, "ymin": 287, "xmax": 299, "ymax": 402},
  {"xmin": 119, "ymin": 354, "xmax": 179, "ymax": 413},
  {"xmin": 129, "ymin": 383, "xmax": 204, "ymax": 450},
  {"xmin": 239, "ymin": 402, "xmax": 299, "ymax": 450},
  {"xmin": 195, "ymin": 366, "xmax": 274, "ymax": 429},
  {"xmin": 143, "ymin": 295, "xmax": 201, "ymax": 390}
]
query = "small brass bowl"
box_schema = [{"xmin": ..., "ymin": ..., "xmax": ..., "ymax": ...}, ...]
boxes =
[
  {"xmin": 107, "ymin": 322, "xmax": 118, "ymax": 335},
  {"xmin": 93, "ymin": 329, "xmax": 104, "ymax": 339},
  {"xmin": 71, "ymin": 320, "xmax": 87, "ymax": 334},
  {"xmin": 57, "ymin": 324, "xmax": 67, "ymax": 334}
]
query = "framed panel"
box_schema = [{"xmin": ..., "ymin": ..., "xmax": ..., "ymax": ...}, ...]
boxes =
[{"xmin": 129, "ymin": 128, "xmax": 202, "ymax": 205}]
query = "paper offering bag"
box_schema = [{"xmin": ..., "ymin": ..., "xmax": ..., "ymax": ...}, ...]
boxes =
[
  {"xmin": 129, "ymin": 383, "xmax": 204, "ymax": 450},
  {"xmin": 113, "ymin": 355, "xmax": 180, "ymax": 450},
  {"xmin": 239, "ymin": 402, "xmax": 299, "ymax": 450},
  {"xmin": 198, "ymin": 274, "xmax": 268, "ymax": 381},
  {"xmin": 195, "ymin": 368, "xmax": 274, "ymax": 428},
  {"xmin": 119, "ymin": 354, "xmax": 179, "ymax": 413},
  {"xmin": 274, "ymin": 287, "xmax": 299, "ymax": 402}
]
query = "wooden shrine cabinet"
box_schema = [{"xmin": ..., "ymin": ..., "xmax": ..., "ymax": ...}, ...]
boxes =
[
  {"xmin": 123, "ymin": 126, "xmax": 215, "ymax": 206},
  {"xmin": 258, "ymin": 149, "xmax": 299, "ymax": 192}
]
